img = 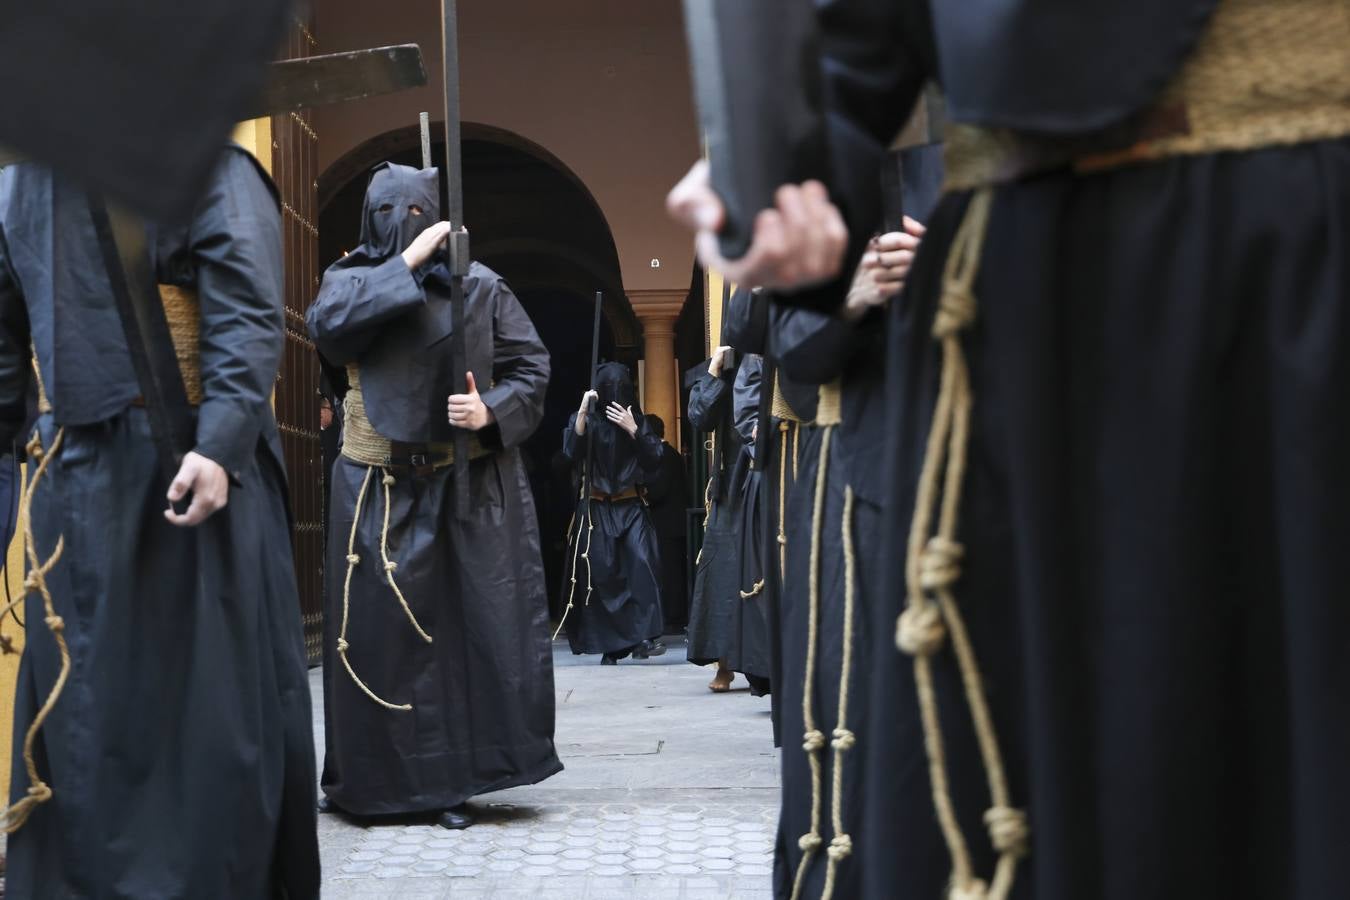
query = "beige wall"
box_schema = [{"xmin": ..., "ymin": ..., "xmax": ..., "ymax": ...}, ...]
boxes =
[{"xmin": 314, "ymin": 0, "xmax": 701, "ymax": 295}]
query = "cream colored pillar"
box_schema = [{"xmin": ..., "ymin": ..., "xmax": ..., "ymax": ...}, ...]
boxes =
[{"xmin": 630, "ymin": 291, "xmax": 686, "ymax": 438}]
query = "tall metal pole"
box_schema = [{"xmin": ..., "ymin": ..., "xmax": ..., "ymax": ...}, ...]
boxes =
[
  {"xmin": 419, "ymin": 111, "xmax": 432, "ymax": 170},
  {"xmin": 583, "ymin": 291, "xmax": 603, "ymax": 503},
  {"xmin": 441, "ymin": 0, "xmax": 471, "ymax": 517}
]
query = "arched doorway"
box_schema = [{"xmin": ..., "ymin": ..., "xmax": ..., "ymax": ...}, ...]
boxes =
[{"xmin": 318, "ymin": 124, "xmax": 638, "ymax": 618}]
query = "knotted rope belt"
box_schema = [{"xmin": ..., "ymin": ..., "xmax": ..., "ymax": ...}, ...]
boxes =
[
  {"xmin": 335, "ymin": 365, "xmax": 490, "ymax": 711},
  {"xmin": 906, "ymin": 2, "xmax": 1350, "ymax": 898}
]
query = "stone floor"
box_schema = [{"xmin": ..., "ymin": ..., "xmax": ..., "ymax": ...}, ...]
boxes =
[{"xmin": 318, "ymin": 636, "xmax": 781, "ymax": 899}]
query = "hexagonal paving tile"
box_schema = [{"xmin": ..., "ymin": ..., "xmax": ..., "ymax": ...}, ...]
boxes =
[
  {"xmin": 558, "ymin": 858, "xmax": 594, "ymax": 872},
  {"xmin": 630, "ymin": 858, "xmax": 665, "ymax": 872},
  {"xmin": 527, "ymin": 842, "xmax": 565, "ymax": 855}
]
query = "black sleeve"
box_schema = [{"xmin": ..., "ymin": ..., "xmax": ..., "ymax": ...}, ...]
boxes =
[
  {"xmin": 687, "ymin": 371, "xmax": 733, "ymax": 431},
  {"xmin": 771, "ymin": 302, "xmax": 863, "ymax": 386},
  {"xmin": 0, "ymin": 212, "xmax": 32, "ymax": 450},
  {"xmin": 723, "ymin": 287, "xmax": 769, "ymax": 355},
  {"xmin": 562, "ymin": 411, "xmax": 585, "ymax": 462},
  {"xmin": 480, "ymin": 277, "xmax": 551, "ymax": 450},
  {"xmin": 189, "ymin": 149, "xmax": 284, "ymax": 478},
  {"xmin": 780, "ymin": 0, "xmax": 937, "ymax": 311},
  {"xmin": 733, "ymin": 355, "xmax": 763, "ymax": 444},
  {"xmin": 305, "ymin": 256, "xmax": 426, "ymax": 365}
]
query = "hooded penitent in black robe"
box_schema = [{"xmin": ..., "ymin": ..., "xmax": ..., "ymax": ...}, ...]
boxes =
[
  {"xmin": 685, "ymin": 346, "xmax": 773, "ymax": 693},
  {"xmin": 683, "ymin": 356, "xmax": 747, "ymax": 667},
  {"xmin": 307, "ymin": 162, "xmax": 561, "ymax": 817},
  {"xmin": 764, "ymin": 1, "xmax": 1350, "ymax": 899},
  {"xmin": 0, "ymin": 149, "xmax": 319, "ymax": 899},
  {"xmin": 560, "ymin": 362, "xmax": 665, "ymax": 657}
]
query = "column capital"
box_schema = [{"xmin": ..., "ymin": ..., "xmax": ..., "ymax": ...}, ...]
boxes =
[{"xmin": 628, "ymin": 289, "xmax": 687, "ymax": 324}]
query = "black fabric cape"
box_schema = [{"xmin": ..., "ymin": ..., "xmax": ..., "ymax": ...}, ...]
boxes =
[
  {"xmin": 560, "ymin": 363, "xmax": 665, "ymax": 656},
  {"xmin": 0, "ymin": 150, "xmax": 319, "ymax": 898},
  {"xmin": 308, "ymin": 163, "xmax": 561, "ymax": 816}
]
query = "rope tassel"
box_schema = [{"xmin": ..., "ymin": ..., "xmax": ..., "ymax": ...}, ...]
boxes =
[
  {"xmin": 337, "ymin": 466, "xmax": 435, "ymax": 712},
  {"xmin": 896, "ymin": 188, "xmax": 1028, "ymax": 900},
  {"xmin": 552, "ymin": 479, "xmax": 595, "ymax": 640},
  {"xmin": 0, "ymin": 428, "xmax": 70, "ymax": 833},
  {"xmin": 790, "ymin": 394, "xmax": 860, "ymax": 900}
]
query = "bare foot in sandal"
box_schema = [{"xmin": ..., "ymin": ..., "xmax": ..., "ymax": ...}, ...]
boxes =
[{"xmin": 709, "ymin": 666, "xmax": 734, "ymax": 693}]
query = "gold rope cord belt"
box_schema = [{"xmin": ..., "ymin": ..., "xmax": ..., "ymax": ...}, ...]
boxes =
[
  {"xmin": 35, "ymin": 286, "xmax": 204, "ymax": 415},
  {"xmin": 789, "ymin": 378, "xmax": 860, "ymax": 900},
  {"xmin": 943, "ymin": 0, "xmax": 1350, "ymax": 192},
  {"xmin": 340, "ymin": 365, "xmax": 485, "ymax": 470}
]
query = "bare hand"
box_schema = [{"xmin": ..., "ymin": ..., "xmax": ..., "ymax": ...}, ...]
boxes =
[
  {"xmin": 575, "ymin": 390, "xmax": 599, "ymax": 434},
  {"xmin": 447, "ymin": 372, "xmax": 494, "ymax": 431},
  {"xmin": 843, "ymin": 218, "xmax": 927, "ymax": 322},
  {"xmin": 605, "ymin": 403, "xmax": 638, "ymax": 438},
  {"xmin": 401, "ymin": 221, "xmax": 453, "ymax": 270},
  {"xmin": 708, "ymin": 345, "xmax": 734, "ymax": 378},
  {"xmin": 165, "ymin": 451, "xmax": 230, "ymax": 527},
  {"xmin": 667, "ymin": 160, "xmax": 848, "ymax": 291}
]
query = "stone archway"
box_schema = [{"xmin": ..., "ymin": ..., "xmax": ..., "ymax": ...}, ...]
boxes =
[{"xmin": 317, "ymin": 124, "xmax": 640, "ymax": 617}]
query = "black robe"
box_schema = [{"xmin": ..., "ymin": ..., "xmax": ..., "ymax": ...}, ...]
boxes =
[
  {"xmin": 684, "ymin": 362, "xmax": 748, "ymax": 666},
  {"xmin": 561, "ymin": 362, "xmax": 665, "ymax": 656},
  {"xmin": 644, "ymin": 440, "xmax": 690, "ymax": 627},
  {"xmin": 779, "ymin": 2, "xmax": 1350, "ymax": 899},
  {"xmin": 769, "ymin": 302, "xmax": 884, "ymax": 900},
  {"xmin": 0, "ymin": 149, "xmax": 319, "ymax": 898},
  {"xmin": 725, "ymin": 288, "xmax": 830, "ymax": 744},
  {"xmin": 727, "ymin": 356, "xmax": 772, "ymax": 691},
  {"xmin": 308, "ymin": 163, "xmax": 561, "ymax": 816}
]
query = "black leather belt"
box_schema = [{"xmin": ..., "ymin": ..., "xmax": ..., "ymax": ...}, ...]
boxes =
[{"xmin": 386, "ymin": 441, "xmax": 453, "ymax": 476}]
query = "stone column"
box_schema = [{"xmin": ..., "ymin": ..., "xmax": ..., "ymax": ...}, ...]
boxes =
[{"xmin": 629, "ymin": 291, "xmax": 687, "ymax": 437}]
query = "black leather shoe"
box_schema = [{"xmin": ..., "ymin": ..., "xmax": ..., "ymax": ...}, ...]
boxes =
[
  {"xmin": 631, "ymin": 639, "xmax": 667, "ymax": 659},
  {"xmin": 437, "ymin": 804, "xmax": 475, "ymax": 830},
  {"xmin": 600, "ymin": 653, "xmax": 619, "ymax": 665},
  {"xmin": 317, "ymin": 795, "xmax": 334, "ymax": 814}
]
